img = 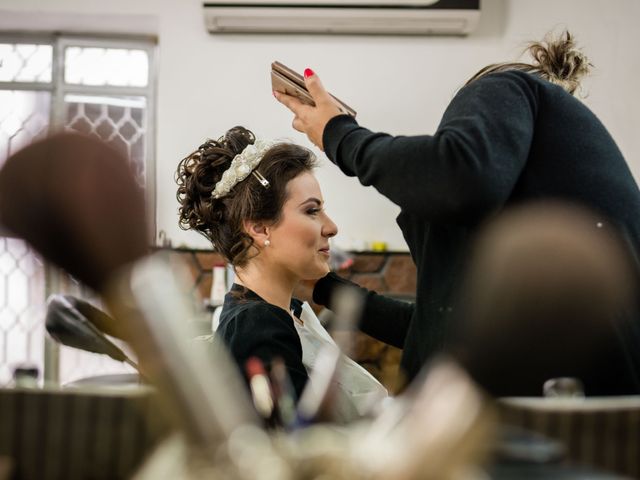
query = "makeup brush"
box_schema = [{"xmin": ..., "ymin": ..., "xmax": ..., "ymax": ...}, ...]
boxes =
[
  {"xmin": 0, "ymin": 133, "xmax": 259, "ymax": 455},
  {"xmin": 0, "ymin": 132, "xmax": 148, "ymax": 292}
]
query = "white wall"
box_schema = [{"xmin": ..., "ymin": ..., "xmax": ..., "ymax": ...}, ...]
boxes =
[{"xmin": 2, "ymin": 0, "xmax": 639, "ymax": 251}]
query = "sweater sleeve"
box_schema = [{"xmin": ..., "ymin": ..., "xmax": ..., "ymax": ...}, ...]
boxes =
[
  {"xmin": 322, "ymin": 71, "xmax": 538, "ymax": 222},
  {"xmin": 219, "ymin": 303, "xmax": 309, "ymax": 400},
  {"xmin": 313, "ymin": 272, "xmax": 413, "ymax": 349}
]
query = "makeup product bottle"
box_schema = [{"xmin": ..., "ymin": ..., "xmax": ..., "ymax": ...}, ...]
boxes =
[
  {"xmin": 210, "ymin": 263, "xmax": 226, "ymax": 307},
  {"xmin": 246, "ymin": 357, "xmax": 278, "ymax": 428}
]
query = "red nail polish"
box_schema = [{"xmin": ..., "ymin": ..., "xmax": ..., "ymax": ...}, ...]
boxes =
[{"xmin": 304, "ymin": 68, "xmax": 315, "ymax": 78}]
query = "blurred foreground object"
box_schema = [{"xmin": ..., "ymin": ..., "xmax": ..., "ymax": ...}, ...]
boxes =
[
  {"xmin": 0, "ymin": 133, "xmax": 257, "ymax": 456},
  {"xmin": 0, "ymin": 133, "xmax": 148, "ymax": 292},
  {"xmin": 454, "ymin": 202, "xmax": 640, "ymax": 397},
  {"xmin": 135, "ymin": 358, "xmax": 496, "ymax": 480},
  {"xmin": 105, "ymin": 255, "xmax": 259, "ymax": 453},
  {"xmin": 0, "ymin": 133, "xmax": 496, "ymax": 479},
  {"xmin": 45, "ymin": 294, "xmax": 137, "ymax": 369}
]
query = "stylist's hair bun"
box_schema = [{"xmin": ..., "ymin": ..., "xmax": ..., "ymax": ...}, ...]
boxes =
[
  {"xmin": 527, "ymin": 30, "xmax": 591, "ymax": 95},
  {"xmin": 465, "ymin": 30, "xmax": 591, "ymax": 95}
]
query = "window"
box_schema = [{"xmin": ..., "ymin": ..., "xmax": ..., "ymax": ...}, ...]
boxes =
[{"xmin": 0, "ymin": 35, "xmax": 156, "ymax": 386}]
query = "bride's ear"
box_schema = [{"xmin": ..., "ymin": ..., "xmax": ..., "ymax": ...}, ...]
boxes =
[{"xmin": 243, "ymin": 220, "xmax": 270, "ymax": 247}]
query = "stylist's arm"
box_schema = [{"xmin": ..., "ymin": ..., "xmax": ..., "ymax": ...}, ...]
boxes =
[{"xmin": 273, "ymin": 68, "xmax": 343, "ymax": 151}]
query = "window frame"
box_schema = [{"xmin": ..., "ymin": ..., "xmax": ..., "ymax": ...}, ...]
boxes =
[
  {"xmin": 0, "ymin": 33, "xmax": 157, "ymax": 385},
  {"xmin": 1, "ymin": 32, "xmax": 157, "ymax": 238}
]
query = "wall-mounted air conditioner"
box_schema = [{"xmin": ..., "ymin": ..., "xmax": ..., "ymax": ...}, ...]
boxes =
[{"xmin": 203, "ymin": 0, "xmax": 480, "ymax": 35}]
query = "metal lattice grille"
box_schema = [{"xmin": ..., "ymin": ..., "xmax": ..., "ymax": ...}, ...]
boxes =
[
  {"xmin": 0, "ymin": 36, "xmax": 155, "ymax": 387},
  {"xmin": 0, "ymin": 43, "xmax": 52, "ymax": 83},
  {"xmin": 0, "ymin": 90, "xmax": 50, "ymax": 162},
  {"xmin": 0, "ymin": 239, "xmax": 45, "ymax": 386},
  {"xmin": 65, "ymin": 95, "xmax": 147, "ymax": 184},
  {"xmin": 0, "ymin": 86, "xmax": 51, "ymax": 386},
  {"xmin": 64, "ymin": 46, "xmax": 148, "ymax": 87}
]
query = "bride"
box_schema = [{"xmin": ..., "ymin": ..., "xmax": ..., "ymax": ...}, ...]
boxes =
[{"xmin": 176, "ymin": 126, "xmax": 387, "ymax": 423}]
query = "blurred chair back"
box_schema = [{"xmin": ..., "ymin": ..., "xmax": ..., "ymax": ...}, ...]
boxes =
[
  {"xmin": 499, "ymin": 396, "xmax": 640, "ymax": 478},
  {"xmin": 0, "ymin": 386, "xmax": 167, "ymax": 480}
]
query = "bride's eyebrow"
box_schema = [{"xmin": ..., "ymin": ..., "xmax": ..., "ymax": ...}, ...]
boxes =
[{"xmin": 298, "ymin": 197, "xmax": 322, "ymax": 207}]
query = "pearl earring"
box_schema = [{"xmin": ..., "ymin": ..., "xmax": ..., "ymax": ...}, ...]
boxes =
[{"xmin": 264, "ymin": 239, "xmax": 271, "ymax": 247}]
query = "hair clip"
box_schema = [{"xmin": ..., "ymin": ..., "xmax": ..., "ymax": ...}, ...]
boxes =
[{"xmin": 252, "ymin": 170, "xmax": 270, "ymax": 189}]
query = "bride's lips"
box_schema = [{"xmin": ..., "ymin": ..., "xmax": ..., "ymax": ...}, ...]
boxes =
[{"xmin": 318, "ymin": 247, "xmax": 330, "ymax": 256}]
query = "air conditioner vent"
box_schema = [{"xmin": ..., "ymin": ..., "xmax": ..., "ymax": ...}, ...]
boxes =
[{"xmin": 203, "ymin": 0, "xmax": 480, "ymax": 35}]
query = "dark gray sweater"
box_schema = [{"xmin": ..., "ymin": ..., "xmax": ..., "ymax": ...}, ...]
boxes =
[{"xmin": 315, "ymin": 70, "xmax": 640, "ymax": 394}]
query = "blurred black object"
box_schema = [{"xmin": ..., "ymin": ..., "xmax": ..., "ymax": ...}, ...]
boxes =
[
  {"xmin": 45, "ymin": 294, "xmax": 137, "ymax": 369},
  {"xmin": 453, "ymin": 202, "xmax": 640, "ymax": 397},
  {"xmin": 0, "ymin": 133, "xmax": 148, "ymax": 292}
]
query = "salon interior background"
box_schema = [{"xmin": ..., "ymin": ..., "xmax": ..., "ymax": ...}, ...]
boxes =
[{"xmin": 1, "ymin": 0, "xmax": 639, "ymax": 251}]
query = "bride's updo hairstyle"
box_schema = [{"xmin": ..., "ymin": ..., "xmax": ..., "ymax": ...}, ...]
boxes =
[
  {"xmin": 465, "ymin": 30, "xmax": 591, "ymax": 95},
  {"xmin": 176, "ymin": 126, "xmax": 317, "ymax": 267}
]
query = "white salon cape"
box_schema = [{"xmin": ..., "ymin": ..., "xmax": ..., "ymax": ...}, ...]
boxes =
[{"xmin": 294, "ymin": 302, "xmax": 388, "ymax": 423}]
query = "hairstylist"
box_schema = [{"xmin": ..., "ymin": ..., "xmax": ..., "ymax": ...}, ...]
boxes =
[{"xmin": 274, "ymin": 32, "xmax": 640, "ymax": 395}]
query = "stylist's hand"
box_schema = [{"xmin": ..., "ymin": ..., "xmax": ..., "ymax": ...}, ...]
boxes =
[{"xmin": 273, "ymin": 68, "xmax": 343, "ymax": 151}]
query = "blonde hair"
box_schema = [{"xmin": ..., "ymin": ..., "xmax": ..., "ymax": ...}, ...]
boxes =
[{"xmin": 465, "ymin": 30, "xmax": 592, "ymax": 95}]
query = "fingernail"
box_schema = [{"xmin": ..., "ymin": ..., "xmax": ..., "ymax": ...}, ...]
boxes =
[
  {"xmin": 272, "ymin": 90, "xmax": 279, "ymax": 98},
  {"xmin": 304, "ymin": 68, "xmax": 315, "ymax": 78}
]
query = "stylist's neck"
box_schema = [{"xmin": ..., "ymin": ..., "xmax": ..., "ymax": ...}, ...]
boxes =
[{"xmin": 235, "ymin": 261, "xmax": 296, "ymax": 312}]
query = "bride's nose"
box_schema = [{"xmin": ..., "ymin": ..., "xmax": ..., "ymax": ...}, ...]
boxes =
[{"xmin": 323, "ymin": 215, "xmax": 338, "ymax": 238}]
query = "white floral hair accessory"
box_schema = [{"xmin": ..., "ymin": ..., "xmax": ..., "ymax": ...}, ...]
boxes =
[{"xmin": 211, "ymin": 139, "xmax": 274, "ymax": 199}]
